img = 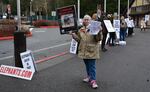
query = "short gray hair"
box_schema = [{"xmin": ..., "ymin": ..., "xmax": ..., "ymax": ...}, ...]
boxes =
[{"xmin": 83, "ymin": 15, "xmax": 91, "ymax": 20}]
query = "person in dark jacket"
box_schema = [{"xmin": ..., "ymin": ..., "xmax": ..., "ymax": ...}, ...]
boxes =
[{"xmin": 97, "ymin": 13, "xmax": 108, "ymax": 52}]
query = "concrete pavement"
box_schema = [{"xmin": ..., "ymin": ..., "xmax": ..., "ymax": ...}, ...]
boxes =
[{"xmin": 0, "ymin": 28, "xmax": 150, "ymax": 92}]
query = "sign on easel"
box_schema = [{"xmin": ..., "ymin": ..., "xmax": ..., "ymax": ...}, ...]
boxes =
[
  {"xmin": 104, "ymin": 20, "xmax": 115, "ymax": 32},
  {"xmin": 20, "ymin": 50, "xmax": 37, "ymax": 72}
]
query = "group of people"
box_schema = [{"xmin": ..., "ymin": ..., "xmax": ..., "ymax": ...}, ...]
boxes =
[{"xmin": 69, "ymin": 12, "xmax": 137, "ymax": 89}]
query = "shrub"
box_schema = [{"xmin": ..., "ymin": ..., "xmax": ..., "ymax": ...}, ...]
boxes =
[
  {"xmin": 0, "ymin": 19, "xmax": 31, "ymax": 37},
  {"xmin": 0, "ymin": 19, "xmax": 17, "ymax": 37},
  {"xmin": 33, "ymin": 20, "xmax": 59, "ymax": 27}
]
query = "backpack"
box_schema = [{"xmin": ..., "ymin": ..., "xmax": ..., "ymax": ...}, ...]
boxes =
[{"xmin": 120, "ymin": 20, "xmax": 127, "ymax": 28}]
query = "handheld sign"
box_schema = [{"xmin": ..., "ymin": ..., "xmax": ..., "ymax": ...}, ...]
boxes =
[
  {"xmin": 89, "ymin": 20, "xmax": 101, "ymax": 35},
  {"xmin": 104, "ymin": 20, "xmax": 115, "ymax": 32},
  {"xmin": 20, "ymin": 50, "xmax": 37, "ymax": 72},
  {"xmin": 57, "ymin": 5, "xmax": 78, "ymax": 34},
  {"xmin": 70, "ymin": 39, "xmax": 78, "ymax": 54}
]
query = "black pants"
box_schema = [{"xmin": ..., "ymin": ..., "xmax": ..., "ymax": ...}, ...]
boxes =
[
  {"xmin": 101, "ymin": 32, "xmax": 108, "ymax": 49},
  {"xmin": 107, "ymin": 32, "xmax": 116, "ymax": 45},
  {"xmin": 128, "ymin": 27, "xmax": 133, "ymax": 36}
]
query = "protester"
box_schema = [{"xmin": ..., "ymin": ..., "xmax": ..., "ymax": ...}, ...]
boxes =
[
  {"xmin": 97, "ymin": 13, "xmax": 108, "ymax": 52},
  {"xmin": 107, "ymin": 14, "xmax": 116, "ymax": 46},
  {"xmin": 140, "ymin": 18, "xmax": 146, "ymax": 31},
  {"xmin": 120, "ymin": 15, "xmax": 127, "ymax": 42},
  {"xmin": 127, "ymin": 16, "xmax": 135, "ymax": 36},
  {"xmin": 70, "ymin": 14, "xmax": 101, "ymax": 89}
]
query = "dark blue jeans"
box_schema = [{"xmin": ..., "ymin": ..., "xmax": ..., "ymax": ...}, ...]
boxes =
[
  {"xmin": 83, "ymin": 59, "xmax": 96, "ymax": 80},
  {"xmin": 120, "ymin": 28, "xmax": 126, "ymax": 41}
]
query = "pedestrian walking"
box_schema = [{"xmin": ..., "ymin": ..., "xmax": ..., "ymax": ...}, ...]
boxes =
[
  {"xmin": 70, "ymin": 14, "xmax": 101, "ymax": 89},
  {"xmin": 140, "ymin": 18, "xmax": 146, "ymax": 31}
]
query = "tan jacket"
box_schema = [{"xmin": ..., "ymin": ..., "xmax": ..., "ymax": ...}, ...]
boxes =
[{"xmin": 73, "ymin": 26, "xmax": 101, "ymax": 59}]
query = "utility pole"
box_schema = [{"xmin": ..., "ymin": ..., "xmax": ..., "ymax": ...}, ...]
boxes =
[
  {"xmin": 127, "ymin": 0, "xmax": 129, "ymax": 17},
  {"xmin": 104, "ymin": 0, "xmax": 106, "ymax": 13},
  {"xmin": 118, "ymin": 0, "xmax": 120, "ymax": 19},
  {"xmin": 17, "ymin": 0, "xmax": 21, "ymax": 31},
  {"xmin": 77, "ymin": 0, "xmax": 80, "ymax": 20}
]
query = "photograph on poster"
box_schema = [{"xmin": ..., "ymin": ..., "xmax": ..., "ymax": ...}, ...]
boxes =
[{"xmin": 61, "ymin": 14, "xmax": 75, "ymax": 28}]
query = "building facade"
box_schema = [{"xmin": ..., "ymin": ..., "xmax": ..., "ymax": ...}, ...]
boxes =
[{"xmin": 130, "ymin": 0, "xmax": 150, "ymax": 27}]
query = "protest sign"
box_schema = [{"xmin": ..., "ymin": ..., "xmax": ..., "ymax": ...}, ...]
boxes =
[
  {"xmin": 145, "ymin": 15, "xmax": 149, "ymax": 22},
  {"xmin": 0, "ymin": 65, "xmax": 34, "ymax": 80},
  {"xmin": 69, "ymin": 39, "xmax": 78, "ymax": 54},
  {"xmin": 57, "ymin": 5, "xmax": 78, "ymax": 34},
  {"xmin": 20, "ymin": 50, "xmax": 36, "ymax": 72},
  {"xmin": 89, "ymin": 20, "xmax": 101, "ymax": 35},
  {"xmin": 104, "ymin": 20, "xmax": 115, "ymax": 32}
]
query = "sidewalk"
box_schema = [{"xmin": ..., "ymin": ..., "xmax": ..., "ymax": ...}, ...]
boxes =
[{"xmin": 0, "ymin": 28, "xmax": 150, "ymax": 92}]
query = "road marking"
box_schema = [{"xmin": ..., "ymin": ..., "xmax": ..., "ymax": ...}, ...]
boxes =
[
  {"xmin": 0, "ymin": 42, "xmax": 70, "ymax": 61},
  {"xmin": 35, "ymin": 51, "xmax": 68, "ymax": 64},
  {"xmin": 34, "ymin": 31, "xmax": 46, "ymax": 32}
]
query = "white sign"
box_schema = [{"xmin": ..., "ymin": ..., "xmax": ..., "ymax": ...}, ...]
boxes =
[
  {"xmin": 0, "ymin": 65, "xmax": 34, "ymax": 80},
  {"xmin": 51, "ymin": 11, "xmax": 56, "ymax": 16},
  {"xmin": 145, "ymin": 15, "xmax": 149, "ymax": 22},
  {"xmin": 70, "ymin": 39, "xmax": 78, "ymax": 54},
  {"xmin": 113, "ymin": 19, "xmax": 120, "ymax": 39},
  {"xmin": 113, "ymin": 20, "xmax": 120, "ymax": 28},
  {"xmin": 104, "ymin": 20, "xmax": 115, "ymax": 32},
  {"xmin": 89, "ymin": 20, "xmax": 101, "ymax": 35},
  {"xmin": 20, "ymin": 51, "xmax": 36, "ymax": 72}
]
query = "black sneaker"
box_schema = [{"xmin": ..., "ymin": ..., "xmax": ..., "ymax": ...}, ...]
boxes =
[{"xmin": 102, "ymin": 48, "xmax": 107, "ymax": 52}]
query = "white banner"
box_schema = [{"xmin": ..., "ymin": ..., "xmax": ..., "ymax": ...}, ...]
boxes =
[
  {"xmin": 0, "ymin": 65, "xmax": 34, "ymax": 80},
  {"xmin": 70, "ymin": 39, "xmax": 78, "ymax": 54}
]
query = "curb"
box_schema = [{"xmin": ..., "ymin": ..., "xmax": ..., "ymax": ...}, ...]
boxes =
[
  {"xmin": 0, "ymin": 32, "xmax": 33, "ymax": 41},
  {"xmin": 39, "ymin": 26, "xmax": 59, "ymax": 28}
]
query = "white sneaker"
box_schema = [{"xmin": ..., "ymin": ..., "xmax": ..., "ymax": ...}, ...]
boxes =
[
  {"xmin": 83, "ymin": 77, "xmax": 90, "ymax": 83},
  {"xmin": 90, "ymin": 80, "xmax": 98, "ymax": 89}
]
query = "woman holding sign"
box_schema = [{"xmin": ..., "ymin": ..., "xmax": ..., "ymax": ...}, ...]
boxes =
[{"xmin": 70, "ymin": 14, "xmax": 101, "ymax": 89}]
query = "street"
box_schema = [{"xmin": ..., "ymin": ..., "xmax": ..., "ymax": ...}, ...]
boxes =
[{"xmin": 0, "ymin": 28, "xmax": 150, "ymax": 92}]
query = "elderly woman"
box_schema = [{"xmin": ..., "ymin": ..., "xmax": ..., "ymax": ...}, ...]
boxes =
[{"xmin": 70, "ymin": 14, "xmax": 101, "ymax": 89}]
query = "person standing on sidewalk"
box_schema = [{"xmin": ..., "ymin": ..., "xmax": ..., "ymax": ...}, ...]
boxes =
[
  {"xmin": 97, "ymin": 13, "xmax": 108, "ymax": 52},
  {"xmin": 70, "ymin": 14, "xmax": 101, "ymax": 89},
  {"xmin": 120, "ymin": 15, "xmax": 127, "ymax": 42}
]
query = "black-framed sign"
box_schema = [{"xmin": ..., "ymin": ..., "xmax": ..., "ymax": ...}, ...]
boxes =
[{"xmin": 57, "ymin": 5, "xmax": 78, "ymax": 34}]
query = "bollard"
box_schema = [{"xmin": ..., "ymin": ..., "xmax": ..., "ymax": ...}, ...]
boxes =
[{"xmin": 14, "ymin": 31, "xmax": 26, "ymax": 68}]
